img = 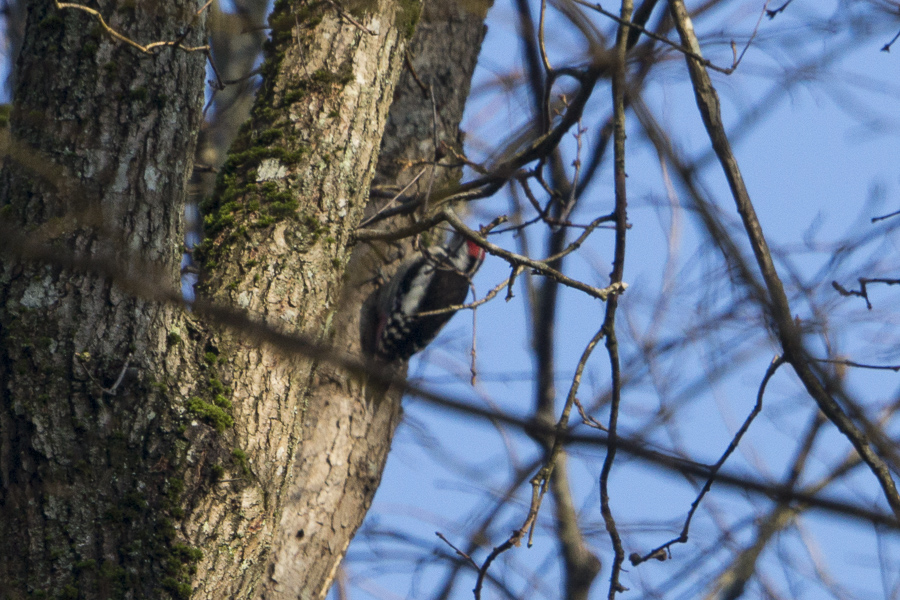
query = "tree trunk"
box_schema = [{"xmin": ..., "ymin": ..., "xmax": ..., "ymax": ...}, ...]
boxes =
[
  {"xmin": 189, "ymin": 0, "xmax": 421, "ymax": 596},
  {"xmin": 258, "ymin": 1, "xmax": 492, "ymax": 596},
  {"xmin": 0, "ymin": 0, "xmax": 489, "ymax": 597},
  {"xmin": 0, "ymin": 1, "xmax": 208, "ymax": 597}
]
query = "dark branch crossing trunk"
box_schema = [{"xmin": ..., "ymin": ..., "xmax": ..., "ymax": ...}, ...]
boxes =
[{"xmin": 0, "ymin": 0, "xmax": 489, "ymax": 597}]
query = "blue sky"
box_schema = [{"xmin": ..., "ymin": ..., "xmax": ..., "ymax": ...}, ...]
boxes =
[{"xmin": 346, "ymin": 2, "xmax": 900, "ymax": 599}]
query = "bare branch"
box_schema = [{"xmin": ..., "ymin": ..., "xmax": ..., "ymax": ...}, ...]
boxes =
[
  {"xmin": 668, "ymin": 0, "xmax": 900, "ymax": 520},
  {"xmin": 631, "ymin": 356, "xmax": 786, "ymax": 566},
  {"xmin": 55, "ymin": 0, "xmax": 210, "ymax": 53}
]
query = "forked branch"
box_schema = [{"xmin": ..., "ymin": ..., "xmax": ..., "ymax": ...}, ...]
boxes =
[{"xmin": 667, "ymin": 0, "xmax": 900, "ymax": 518}]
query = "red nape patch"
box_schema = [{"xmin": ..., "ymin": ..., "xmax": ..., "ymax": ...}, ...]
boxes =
[{"xmin": 466, "ymin": 240, "xmax": 485, "ymax": 260}]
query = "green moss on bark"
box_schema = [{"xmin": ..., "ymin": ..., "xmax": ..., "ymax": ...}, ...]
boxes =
[{"xmin": 395, "ymin": 0, "xmax": 422, "ymax": 38}]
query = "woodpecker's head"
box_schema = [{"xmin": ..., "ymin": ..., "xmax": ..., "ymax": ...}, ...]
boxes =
[
  {"xmin": 443, "ymin": 233, "xmax": 485, "ymax": 275},
  {"xmin": 465, "ymin": 239, "xmax": 486, "ymax": 263}
]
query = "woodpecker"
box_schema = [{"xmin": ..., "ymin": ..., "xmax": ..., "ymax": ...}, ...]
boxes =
[{"xmin": 374, "ymin": 233, "xmax": 486, "ymax": 361}]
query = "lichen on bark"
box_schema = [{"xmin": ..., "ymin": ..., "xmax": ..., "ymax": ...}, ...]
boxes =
[{"xmin": 0, "ymin": 0, "xmax": 491, "ymax": 598}]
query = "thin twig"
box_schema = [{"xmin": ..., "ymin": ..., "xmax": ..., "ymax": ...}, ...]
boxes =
[
  {"xmin": 668, "ymin": 0, "xmax": 900, "ymax": 519},
  {"xmin": 359, "ymin": 208, "xmax": 629, "ymax": 304},
  {"xmin": 324, "ymin": 0, "xmax": 377, "ymax": 35},
  {"xmin": 766, "ymin": 0, "xmax": 794, "ymax": 19},
  {"xmin": 430, "ymin": 60, "xmax": 605, "ymax": 206},
  {"xmin": 631, "ymin": 356, "xmax": 786, "ymax": 565},
  {"xmin": 545, "ymin": 211, "xmax": 617, "ymax": 261},
  {"xmin": 415, "ymin": 275, "xmax": 511, "ymax": 318},
  {"xmin": 74, "ymin": 351, "xmax": 134, "ymax": 396},
  {"xmin": 557, "ymin": 121, "xmax": 586, "ymax": 227},
  {"xmin": 574, "ymin": 397, "xmax": 608, "ymax": 431},
  {"xmin": 55, "ymin": 1, "xmax": 210, "ymax": 54},
  {"xmin": 573, "ymin": 0, "xmax": 729, "ymax": 73},
  {"xmin": 103, "ymin": 352, "xmax": 134, "ymax": 395},
  {"xmin": 871, "ymin": 207, "xmax": 900, "ymax": 223},
  {"xmin": 576, "ymin": 0, "xmax": 768, "ymax": 75},
  {"xmin": 832, "ymin": 278, "xmax": 900, "ymax": 310},
  {"xmin": 538, "ymin": 0, "xmax": 553, "ymax": 74},
  {"xmin": 814, "ymin": 358, "xmax": 900, "ymax": 373},
  {"xmin": 442, "ymin": 208, "xmax": 627, "ymax": 302},
  {"xmin": 435, "ymin": 532, "xmax": 479, "ymax": 569},
  {"xmin": 600, "ymin": 1, "xmax": 634, "ymax": 594},
  {"xmin": 882, "ymin": 28, "xmax": 900, "ymax": 53},
  {"xmin": 472, "ymin": 326, "xmax": 606, "ymax": 599},
  {"xmin": 404, "ymin": 50, "xmax": 430, "ymax": 96},
  {"xmin": 357, "ymin": 168, "xmax": 427, "ymax": 228}
]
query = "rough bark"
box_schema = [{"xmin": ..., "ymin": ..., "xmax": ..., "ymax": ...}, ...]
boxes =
[
  {"xmin": 0, "ymin": 1, "xmax": 207, "ymax": 597},
  {"xmin": 0, "ymin": 0, "xmax": 416, "ymax": 596},
  {"xmin": 185, "ymin": 1, "xmax": 421, "ymax": 597},
  {"xmin": 0, "ymin": 0, "xmax": 490, "ymax": 598},
  {"xmin": 259, "ymin": 1, "xmax": 493, "ymax": 597}
]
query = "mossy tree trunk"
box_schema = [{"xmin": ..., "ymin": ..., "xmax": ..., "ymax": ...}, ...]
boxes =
[
  {"xmin": 0, "ymin": 0, "xmax": 209, "ymax": 597},
  {"xmin": 0, "ymin": 0, "xmax": 488, "ymax": 598},
  {"xmin": 258, "ymin": 2, "xmax": 491, "ymax": 596}
]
